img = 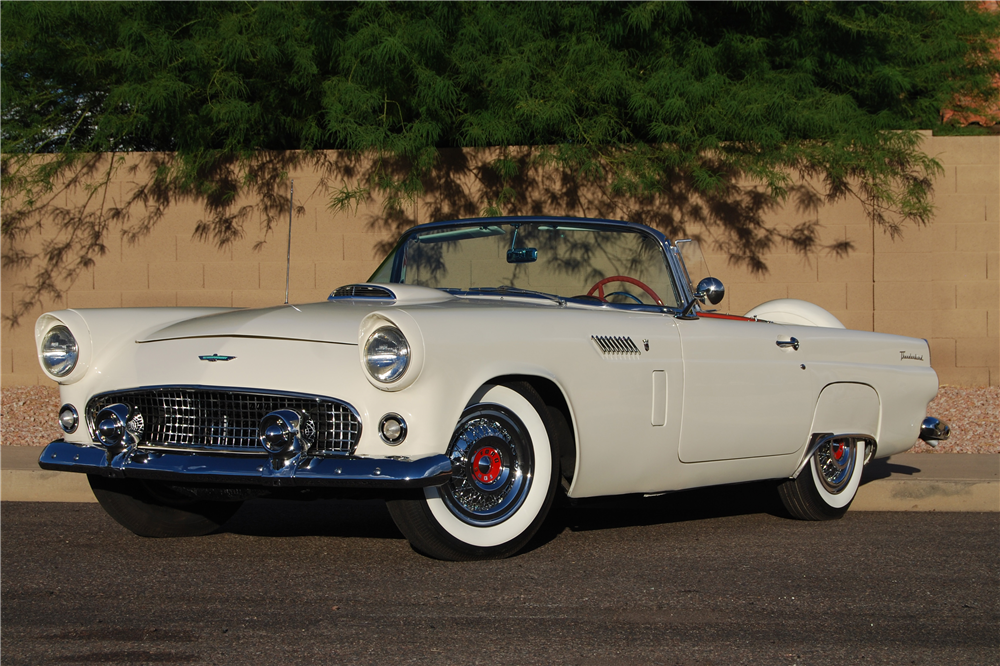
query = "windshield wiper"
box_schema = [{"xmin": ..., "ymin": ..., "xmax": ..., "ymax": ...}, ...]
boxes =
[{"xmin": 465, "ymin": 286, "xmax": 566, "ymax": 305}]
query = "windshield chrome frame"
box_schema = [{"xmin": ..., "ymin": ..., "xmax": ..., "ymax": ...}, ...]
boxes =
[{"xmin": 370, "ymin": 216, "xmax": 701, "ymax": 314}]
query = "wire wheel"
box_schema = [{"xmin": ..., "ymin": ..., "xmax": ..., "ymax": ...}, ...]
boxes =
[
  {"xmin": 815, "ymin": 438, "xmax": 857, "ymax": 494},
  {"xmin": 441, "ymin": 406, "xmax": 533, "ymax": 527}
]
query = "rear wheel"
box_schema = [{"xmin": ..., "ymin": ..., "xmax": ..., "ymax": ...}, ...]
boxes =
[
  {"xmin": 387, "ymin": 382, "xmax": 561, "ymax": 560},
  {"xmin": 778, "ymin": 437, "xmax": 863, "ymax": 521},
  {"xmin": 89, "ymin": 475, "xmax": 243, "ymax": 537}
]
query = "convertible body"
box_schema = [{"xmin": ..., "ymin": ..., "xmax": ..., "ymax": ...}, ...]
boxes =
[{"xmin": 36, "ymin": 217, "xmax": 948, "ymax": 559}]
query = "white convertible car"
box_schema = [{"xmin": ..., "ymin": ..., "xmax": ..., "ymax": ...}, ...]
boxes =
[{"xmin": 37, "ymin": 216, "xmax": 949, "ymax": 560}]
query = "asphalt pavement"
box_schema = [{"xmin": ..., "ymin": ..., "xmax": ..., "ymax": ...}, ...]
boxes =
[
  {"xmin": 1, "ymin": 445, "xmax": 997, "ymax": 511},
  {"xmin": 2, "ymin": 501, "xmax": 997, "ymax": 665}
]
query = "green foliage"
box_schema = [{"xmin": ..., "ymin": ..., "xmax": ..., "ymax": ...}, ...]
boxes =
[{"xmin": 2, "ymin": 1, "xmax": 999, "ymax": 322}]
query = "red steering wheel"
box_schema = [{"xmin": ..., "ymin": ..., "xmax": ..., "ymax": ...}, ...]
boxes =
[{"xmin": 587, "ymin": 275, "xmax": 663, "ymax": 306}]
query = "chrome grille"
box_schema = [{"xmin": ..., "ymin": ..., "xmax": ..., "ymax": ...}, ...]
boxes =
[{"xmin": 86, "ymin": 388, "xmax": 360, "ymax": 455}]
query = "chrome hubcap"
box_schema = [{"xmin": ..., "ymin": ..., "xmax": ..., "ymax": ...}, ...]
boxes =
[
  {"xmin": 442, "ymin": 406, "xmax": 533, "ymax": 527},
  {"xmin": 816, "ymin": 438, "xmax": 857, "ymax": 494}
]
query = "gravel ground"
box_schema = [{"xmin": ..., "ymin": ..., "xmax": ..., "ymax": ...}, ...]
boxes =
[
  {"xmin": 910, "ymin": 385, "xmax": 999, "ymax": 454},
  {"xmin": 2, "ymin": 383, "xmax": 997, "ymax": 453},
  {"xmin": 1, "ymin": 385, "xmax": 62, "ymax": 449}
]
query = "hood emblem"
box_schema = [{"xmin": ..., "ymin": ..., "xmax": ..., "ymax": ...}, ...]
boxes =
[{"xmin": 199, "ymin": 354, "xmax": 236, "ymax": 362}]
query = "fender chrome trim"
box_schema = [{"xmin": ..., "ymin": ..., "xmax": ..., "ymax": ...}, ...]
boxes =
[
  {"xmin": 38, "ymin": 440, "xmax": 451, "ymax": 489},
  {"xmin": 791, "ymin": 433, "xmax": 877, "ymax": 479}
]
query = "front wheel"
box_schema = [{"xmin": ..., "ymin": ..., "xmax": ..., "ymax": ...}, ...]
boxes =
[
  {"xmin": 777, "ymin": 437, "xmax": 864, "ymax": 521},
  {"xmin": 89, "ymin": 475, "xmax": 243, "ymax": 537},
  {"xmin": 387, "ymin": 382, "xmax": 561, "ymax": 560}
]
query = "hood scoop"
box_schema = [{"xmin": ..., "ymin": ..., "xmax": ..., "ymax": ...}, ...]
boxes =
[
  {"xmin": 328, "ymin": 283, "xmax": 454, "ymax": 306},
  {"xmin": 331, "ymin": 284, "xmax": 395, "ymax": 299}
]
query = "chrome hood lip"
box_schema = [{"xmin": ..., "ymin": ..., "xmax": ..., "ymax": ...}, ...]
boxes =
[{"xmin": 138, "ymin": 285, "xmax": 455, "ymax": 344}]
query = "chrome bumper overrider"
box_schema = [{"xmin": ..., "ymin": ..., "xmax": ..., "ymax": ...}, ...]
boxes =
[
  {"xmin": 38, "ymin": 440, "xmax": 451, "ymax": 489},
  {"xmin": 919, "ymin": 416, "xmax": 950, "ymax": 448}
]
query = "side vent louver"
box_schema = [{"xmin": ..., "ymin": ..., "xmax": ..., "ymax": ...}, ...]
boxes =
[
  {"xmin": 329, "ymin": 284, "xmax": 396, "ymax": 300},
  {"xmin": 592, "ymin": 335, "xmax": 640, "ymax": 356}
]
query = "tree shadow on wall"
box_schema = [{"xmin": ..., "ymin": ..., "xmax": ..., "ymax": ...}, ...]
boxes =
[
  {"xmin": 3, "ymin": 150, "xmax": 332, "ymax": 325},
  {"xmin": 1, "ymin": 147, "xmax": 854, "ymax": 326},
  {"xmin": 354, "ymin": 147, "xmax": 854, "ymax": 271}
]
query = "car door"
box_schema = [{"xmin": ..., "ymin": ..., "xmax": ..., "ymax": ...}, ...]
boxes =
[{"xmin": 675, "ymin": 315, "xmax": 819, "ymax": 463}]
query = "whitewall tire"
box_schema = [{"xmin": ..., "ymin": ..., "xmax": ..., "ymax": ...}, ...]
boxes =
[
  {"xmin": 778, "ymin": 437, "xmax": 864, "ymax": 521},
  {"xmin": 387, "ymin": 382, "xmax": 561, "ymax": 560}
]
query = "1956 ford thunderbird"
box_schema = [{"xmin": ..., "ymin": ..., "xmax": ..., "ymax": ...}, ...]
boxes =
[{"xmin": 36, "ymin": 216, "xmax": 949, "ymax": 560}]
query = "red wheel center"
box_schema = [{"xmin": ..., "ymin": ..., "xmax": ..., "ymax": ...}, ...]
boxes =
[
  {"xmin": 472, "ymin": 447, "xmax": 503, "ymax": 484},
  {"xmin": 833, "ymin": 442, "xmax": 846, "ymax": 461}
]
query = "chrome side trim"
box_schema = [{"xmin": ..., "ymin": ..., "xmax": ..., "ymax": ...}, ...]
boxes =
[
  {"xmin": 38, "ymin": 440, "xmax": 451, "ymax": 489},
  {"xmin": 791, "ymin": 433, "xmax": 877, "ymax": 479}
]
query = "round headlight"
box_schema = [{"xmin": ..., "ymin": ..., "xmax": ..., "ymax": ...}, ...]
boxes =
[
  {"xmin": 41, "ymin": 325, "xmax": 79, "ymax": 377},
  {"xmin": 364, "ymin": 326, "xmax": 410, "ymax": 383}
]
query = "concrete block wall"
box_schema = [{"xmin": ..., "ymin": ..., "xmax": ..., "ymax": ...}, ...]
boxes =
[
  {"xmin": 2, "ymin": 137, "xmax": 997, "ymax": 387},
  {"xmin": 700, "ymin": 134, "xmax": 999, "ymax": 387}
]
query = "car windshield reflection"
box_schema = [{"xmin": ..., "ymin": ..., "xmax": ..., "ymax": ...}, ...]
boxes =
[{"xmin": 374, "ymin": 221, "xmax": 683, "ymax": 309}]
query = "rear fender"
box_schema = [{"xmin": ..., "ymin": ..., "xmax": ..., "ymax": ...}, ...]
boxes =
[{"xmin": 792, "ymin": 383, "xmax": 881, "ymax": 476}]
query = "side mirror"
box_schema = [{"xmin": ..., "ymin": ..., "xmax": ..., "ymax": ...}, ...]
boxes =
[
  {"xmin": 678, "ymin": 277, "xmax": 725, "ymax": 318},
  {"xmin": 696, "ymin": 277, "xmax": 725, "ymax": 305}
]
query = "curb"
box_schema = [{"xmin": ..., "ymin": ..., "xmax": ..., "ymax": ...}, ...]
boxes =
[
  {"xmin": 1, "ymin": 468, "xmax": 96, "ymax": 503},
  {"xmin": 2, "ymin": 447, "xmax": 998, "ymax": 511},
  {"xmin": 852, "ymin": 479, "xmax": 998, "ymax": 512}
]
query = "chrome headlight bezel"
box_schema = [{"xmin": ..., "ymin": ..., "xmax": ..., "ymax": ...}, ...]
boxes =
[
  {"xmin": 36, "ymin": 312, "xmax": 92, "ymax": 384},
  {"xmin": 358, "ymin": 312, "xmax": 424, "ymax": 392},
  {"xmin": 40, "ymin": 325, "xmax": 79, "ymax": 378},
  {"xmin": 364, "ymin": 326, "xmax": 411, "ymax": 384}
]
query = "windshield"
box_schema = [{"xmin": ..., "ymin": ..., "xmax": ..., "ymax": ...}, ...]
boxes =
[{"xmin": 370, "ymin": 222, "xmax": 682, "ymax": 308}]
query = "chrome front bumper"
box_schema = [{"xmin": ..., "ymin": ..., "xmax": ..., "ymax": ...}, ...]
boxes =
[{"xmin": 39, "ymin": 440, "xmax": 452, "ymax": 489}]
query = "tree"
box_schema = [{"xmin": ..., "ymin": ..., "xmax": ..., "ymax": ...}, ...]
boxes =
[{"xmin": 3, "ymin": 1, "xmax": 999, "ymax": 324}]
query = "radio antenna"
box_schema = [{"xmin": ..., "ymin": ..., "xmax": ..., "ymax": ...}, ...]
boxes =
[{"xmin": 284, "ymin": 180, "xmax": 293, "ymax": 305}]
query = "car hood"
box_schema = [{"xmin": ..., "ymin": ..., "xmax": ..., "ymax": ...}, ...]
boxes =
[
  {"xmin": 139, "ymin": 303, "xmax": 360, "ymax": 344},
  {"xmin": 139, "ymin": 285, "xmax": 456, "ymax": 345}
]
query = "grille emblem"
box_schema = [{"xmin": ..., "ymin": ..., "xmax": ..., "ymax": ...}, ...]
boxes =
[{"xmin": 199, "ymin": 354, "xmax": 236, "ymax": 362}]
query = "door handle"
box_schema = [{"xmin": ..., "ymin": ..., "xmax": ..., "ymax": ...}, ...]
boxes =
[{"xmin": 776, "ymin": 337, "xmax": 800, "ymax": 351}]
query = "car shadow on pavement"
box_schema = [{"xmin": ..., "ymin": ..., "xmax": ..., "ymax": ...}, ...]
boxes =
[
  {"xmin": 217, "ymin": 482, "xmax": 789, "ymax": 553},
  {"xmin": 222, "ymin": 498, "xmax": 405, "ymax": 540},
  {"xmin": 860, "ymin": 458, "xmax": 921, "ymax": 483},
  {"xmin": 518, "ymin": 480, "xmax": 791, "ymax": 554},
  {"xmin": 218, "ymin": 472, "xmax": 897, "ymax": 556}
]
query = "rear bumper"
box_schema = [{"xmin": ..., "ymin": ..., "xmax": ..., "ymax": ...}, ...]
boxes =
[{"xmin": 38, "ymin": 440, "xmax": 452, "ymax": 489}]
